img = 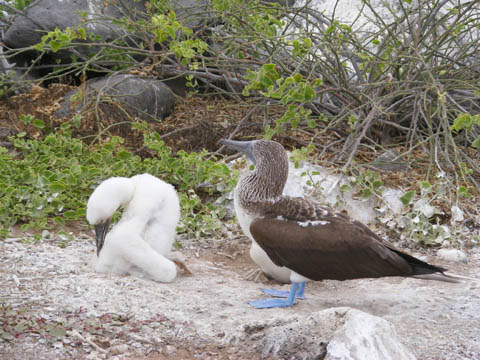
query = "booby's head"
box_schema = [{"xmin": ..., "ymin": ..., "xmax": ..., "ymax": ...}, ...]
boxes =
[
  {"xmin": 86, "ymin": 177, "xmax": 135, "ymax": 256},
  {"xmin": 221, "ymin": 139, "xmax": 289, "ymax": 199}
]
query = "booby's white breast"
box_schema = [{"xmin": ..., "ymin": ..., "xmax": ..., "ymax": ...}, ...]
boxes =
[{"xmin": 234, "ymin": 189, "xmax": 291, "ymax": 283}]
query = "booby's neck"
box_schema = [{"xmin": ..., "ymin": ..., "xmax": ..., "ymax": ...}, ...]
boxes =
[{"xmin": 236, "ymin": 146, "xmax": 288, "ymax": 210}]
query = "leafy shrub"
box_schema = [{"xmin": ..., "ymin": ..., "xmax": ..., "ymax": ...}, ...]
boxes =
[{"xmin": 0, "ymin": 126, "xmax": 236, "ymax": 237}]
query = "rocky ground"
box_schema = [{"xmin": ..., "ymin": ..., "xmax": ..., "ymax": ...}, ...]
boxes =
[{"xmin": 0, "ymin": 227, "xmax": 479, "ymax": 360}]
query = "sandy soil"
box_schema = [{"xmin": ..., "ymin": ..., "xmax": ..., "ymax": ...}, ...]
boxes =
[{"xmin": 0, "ymin": 232, "xmax": 479, "ymax": 360}]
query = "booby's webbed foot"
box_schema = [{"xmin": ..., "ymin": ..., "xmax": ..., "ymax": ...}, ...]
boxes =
[
  {"xmin": 249, "ymin": 282, "xmax": 302, "ymax": 309},
  {"xmin": 249, "ymin": 298, "xmax": 296, "ymax": 309},
  {"xmin": 261, "ymin": 282, "xmax": 306, "ymax": 299}
]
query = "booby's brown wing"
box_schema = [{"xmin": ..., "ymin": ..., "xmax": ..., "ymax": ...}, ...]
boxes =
[{"xmin": 250, "ymin": 217, "xmax": 416, "ymax": 281}]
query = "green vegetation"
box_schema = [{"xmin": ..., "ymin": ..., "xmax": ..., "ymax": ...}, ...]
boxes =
[
  {"xmin": 0, "ymin": 0, "xmax": 479, "ymax": 247},
  {"xmin": 0, "ymin": 124, "xmax": 236, "ymax": 237}
]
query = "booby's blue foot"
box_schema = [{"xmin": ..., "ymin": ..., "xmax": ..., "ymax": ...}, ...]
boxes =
[
  {"xmin": 260, "ymin": 282, "xmax": 306, "ymax": 299},
  {"xmin": 249, "ymin": 298, "xmax": 296, "ymax": 308},
  {"xmin": 260, "ymin": 288, "xmax": 293, "ymax": 298},
  {"xmin": 249, "ymin": 282, "xmax": 303, "ymax": 309}
]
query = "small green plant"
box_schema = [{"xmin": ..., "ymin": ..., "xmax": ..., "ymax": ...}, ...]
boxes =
[
  {"xmin": 289, "ymin": 143, "xmax": 315, "ymax": 168},
  {"xmin": 0, "ymin": 303, "xmax": 66, "ymax": 342},
  {"xmin": 352, "ymin": 170, "xmax": 384, "ymax": 199},
  {"xmin": 393, "ymin": 179, "xmax": 456, "ymax": 246}
]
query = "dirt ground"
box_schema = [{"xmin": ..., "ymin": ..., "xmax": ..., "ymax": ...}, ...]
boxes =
[{"xmin": 0, "ymin": 227, "xmax": 479, "ymax": 360}]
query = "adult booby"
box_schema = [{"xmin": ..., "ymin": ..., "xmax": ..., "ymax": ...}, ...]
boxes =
[
  {"xmin": 221, "ymin": 139, "xmax": 456, "ymax": 309},
  {"xmin": 86, "ymin": 173, "xmax": 181, "ymax": 282}
]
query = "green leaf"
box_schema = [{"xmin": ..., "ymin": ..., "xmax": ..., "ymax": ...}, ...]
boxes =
[
  {"xmin": 48, "ymin": 182, "xmax": 66, "ymax": 192},
  {"xmin": 49, "ymin": 40, "xmax": 62, "ymax": 52},
  {"xmin": 372, "ymin": 180, "xmax": 384, "ymax": 189},
  {"xmin": 77, "ymin": 27, "xmax": 86, "ymax": 40},
  {"xmin": 117, "ymin": 150, "xmax": 132, "ymax": 160},
  {"xmin": 20, "ymin": 114, "xmax": 34, "ymax": 125},
  {"xmin": 361, "ymin": 189, "xmax": 373, "ymax": 198},
  {"xmin": 419, "ymin": 181, "xmax": 432, "ymax": 189},
  {"xmin": 450, "ymin": 113, "xmax": 473, "ymax": 131},
  {"xmin": 326, "ymin": 24, "xmax": 335, "ymax": 34},
  {"xmin": 458, "ymin": 186, "xmax": 471, "ymax": 199},
  {"xmin": 304, "ymin": 85, "xmax": 315, "ymax": 101},
  {"xmin": 33, "ymin": 119, "xmax": 45, "ymax": 129},
  {"xmin": 472, "ymin": 136, "xmax": 480, "ymax": 148},
  {"xmin": 306, "ymin": 118, "xmax": 316, "ymax": 129},
  {"xmin": 340, "ymin": 184, "xmax": 352, "ymax": 193},
  {"xmin": 312, "ymin": 78, "xmax": 323, "ymax": 87},
  {"xmin": 400, "ymin": 190, "xmax": 415, "ymax": 206},
  {"xmin": 263, "ymin": 125, "xmax": 275, "ymax": 140},
  {"xmin": 63, "ymin": 210, "xmax": 78, "ymax": 219}
]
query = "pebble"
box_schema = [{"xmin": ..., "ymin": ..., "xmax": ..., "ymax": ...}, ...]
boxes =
[
  {"xmin": 437, "ymin": 249, "xmax": 468, "ymax": 263},
  {"xmin": 164, "ymin": 345, "xmax": 177, "ymax": 355},
  {"xmin": 110, "ymin": 344, "xmax": 128, "ymax": 355}
]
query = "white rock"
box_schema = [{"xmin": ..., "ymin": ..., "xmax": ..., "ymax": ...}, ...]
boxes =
[
  {"xmin": 382, "ymin": 188, "xmax": 405, "ymax": 215},
  {"xmin": 326, "ymin": 309, "xmax": 416, "ymax": 360},
  {"xmin": 437, "ymin": 249, "xmax": 468, "ymax": 263},
  {"xmin": 451, "ymin": 206, "xmax": 465, "ymax": 222},
  {"xmin": 239, "ymin": 307, "xmax": 415, "ymax": 360},
  {"xmin": 342, "ymin": 192, "xmax": 377, "ymax": 224}
]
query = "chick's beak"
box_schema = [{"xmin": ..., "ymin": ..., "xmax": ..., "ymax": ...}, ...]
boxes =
[{"xmin": 94, "ymin": 219, "xmax": 110, "ymax": 256}]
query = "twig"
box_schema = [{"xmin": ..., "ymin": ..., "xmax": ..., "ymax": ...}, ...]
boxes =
[
  {"xmin": 341, "ymin": 101, "xmax": 383, "ymax": 171},
  {"xmin": 159, "ymin": 124, "xmax": 201, "ymax": 140},
  {"xmin": 67, "ymin": 329, "xmax": 107, "ymax": 354},
  {"xmin": 214, "ymin": 104, "xmax": 261, "ymax": 156}
]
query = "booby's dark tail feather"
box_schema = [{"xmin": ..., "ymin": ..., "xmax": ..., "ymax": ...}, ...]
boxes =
[
  {"xmin": 390, "ymin": 248, "xmax": 461, "ymax": 283},
  {"xmin": 413, "ymin": 273, "xmax": 461, "ymax": 283}
]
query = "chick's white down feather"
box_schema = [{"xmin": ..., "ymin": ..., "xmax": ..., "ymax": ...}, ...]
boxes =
[{"xmin": 86, "ymin": 173, "xmax": 180, "ymax": 282}]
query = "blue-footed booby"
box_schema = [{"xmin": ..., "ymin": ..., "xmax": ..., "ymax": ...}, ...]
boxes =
[
  {"xmin": 221, "ymin": 139, "xmax": 457, "ymax": 309},
  {"xmin": 86, "ymin": 173, "xmax": 184, "ymax": 282}
]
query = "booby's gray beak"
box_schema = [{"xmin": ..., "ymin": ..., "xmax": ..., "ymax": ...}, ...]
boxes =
[
  {"xmin": 94, "ymin": 219, "xmax": 110, "ymax": 256},
  {"xmin": 220, "ymin": 139, "xmax": 256, "ymax": 165}
]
